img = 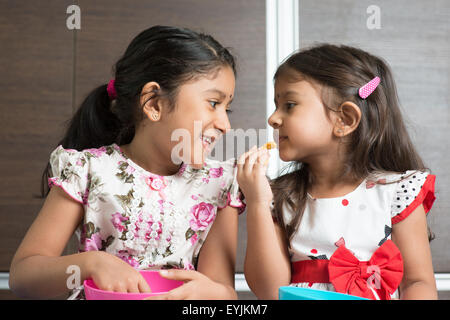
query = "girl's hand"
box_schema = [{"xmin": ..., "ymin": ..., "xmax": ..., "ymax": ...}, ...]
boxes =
[
  {"xmin": 86, "ymin": 251, "xmax": 151, "ymax": 293},
  {"xmin": 144, "ymin": 269, "xmax": 236, "ymax": 300},
  {"xmin": 236, "ymin": 145, "xmax": 273, "ymax": 206}
]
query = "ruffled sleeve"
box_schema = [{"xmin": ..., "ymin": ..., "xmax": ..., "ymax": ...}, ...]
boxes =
[
  {"xmin": 217, "ymin": 158, "xmax": 246, "ymax": 214},
  {"xmin": 391, "ymin": 170, "xmax": 436, "ymax": 224},
  {"xmin": 48, "ymin": 145, "xmax": 90, "ymax": 205}
]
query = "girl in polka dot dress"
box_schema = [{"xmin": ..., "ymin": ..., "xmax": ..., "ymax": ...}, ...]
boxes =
[{"xmin": 238, "ymin": 44, "xmax": 437, "ymax": 300}]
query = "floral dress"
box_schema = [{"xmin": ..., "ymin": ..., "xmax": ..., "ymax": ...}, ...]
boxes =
[
  {"xmin": 48, "ymin": 143, "xmax": 245, "ymax": 299},
  {"xmin": 272, "ymin": 170, "xmax": 436, "ymax": 300}
]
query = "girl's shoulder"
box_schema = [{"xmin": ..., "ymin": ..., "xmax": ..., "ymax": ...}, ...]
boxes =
[
  {"xmin": 49, "ymin": 144, "xmax": 117, "ymax": 163},
  {"xmin": 48, "ymin": 144, "xmax": 120, "ymax": 190},
  {"xmin": 367, "ymin": 169, "xmax": 436, "ymax": 225},
  {"xmin": 367, "ymin": 169, "xmax": 432, "ymax": 184},
  {"xmin": 48, "ymin": 145, "xmax": 117, "ymax": 205}
]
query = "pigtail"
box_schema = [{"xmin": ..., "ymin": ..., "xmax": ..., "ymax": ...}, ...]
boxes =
[
  {"xmin": 39, "ymin": 25, "xmax": 237, "ymax": 199},
  {"xmin": 61, "ymin": 84, "xmax": 122, "ymax": 150},
  {"xmin": 40, "ymin": 84, "xmax": 124, "ymax": 198}
]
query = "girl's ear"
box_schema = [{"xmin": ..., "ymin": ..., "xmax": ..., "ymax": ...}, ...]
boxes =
[
  {"xmin": 333, "ymin": 101, "xmax": 361, "ymax": 137},
  {"xmin": 140, "ymin": 81, "xmax": 163, "ymax": 122}
]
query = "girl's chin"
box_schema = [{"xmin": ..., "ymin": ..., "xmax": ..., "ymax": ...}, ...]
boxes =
[
  {"xmin": 278, "ymin": 149, "xmax": 292, "ymax": 162},
  {"xmin": 190, "ymin": 162, "xmax": 205, "ymax": 169},
  {"xmin": 189, "ymin": 149, "xmax": 207, "ymax": 169}
]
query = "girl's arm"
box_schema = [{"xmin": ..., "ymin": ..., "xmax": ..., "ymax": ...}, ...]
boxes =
[
  {"xmin": 239, "ymin": 146, "xmax": 291, "ymax": 299},
  {"xmin": 9, "ymin": 186, "xmax": 150, "ymax": 299},
  {"xmin": 146, "ymin": 205, "xmax": 239, "ymax": 300},
  {"xmin": 392, "ymin": 204, "xmax": 438, "ymax": 299},
  {"xmin": 196, "ymin": 205, "xmax": 239, "ymax": 298},
  {"xmin": 244, "ymin": 202, "xmax": 291, "ymax": 299},
  {"xmin": 10, "ymin": 186, "xmax": 88, "ymax": 298}
]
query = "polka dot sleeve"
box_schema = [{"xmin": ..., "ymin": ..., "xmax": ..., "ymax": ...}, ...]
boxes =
[{"xmin": 391, "ymin": 170, "xmax": 436, "ymax": 224}]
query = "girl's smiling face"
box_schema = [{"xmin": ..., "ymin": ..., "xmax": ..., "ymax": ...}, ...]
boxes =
[
  {"xmin": 269, "ymin": 71, "xmax": 339, "ymax": 163},
  {"xmin": 153, "ymin": 66, "xmax": 235, "ymax": 169}
]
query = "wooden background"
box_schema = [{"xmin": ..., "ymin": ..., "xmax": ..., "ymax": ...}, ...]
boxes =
[{"xmin": 0, "ymin": 0, "xmax": 265, "ymax": 299}]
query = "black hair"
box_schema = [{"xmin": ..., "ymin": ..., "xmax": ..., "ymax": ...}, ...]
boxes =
[
  {"xmin": 40, "ymin": 25, "xmax": 236, "ymax": 198},
  {"xmin": 271, "ymin": 44, "xmax": 434, "ymax": 242}
]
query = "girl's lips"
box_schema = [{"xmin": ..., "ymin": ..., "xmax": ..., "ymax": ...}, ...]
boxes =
[
  {"xmin": 201, "ymin": 135, "xmax": 215, "ymax": 152},
  {"xmin": 279, "ymin": 136, "xmax": 288, "ymax": 143},
  {"xmin": 202, "ymin": 138, "xmax": 210, "ymax": 150}
]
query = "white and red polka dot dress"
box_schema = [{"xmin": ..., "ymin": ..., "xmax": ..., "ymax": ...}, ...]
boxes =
[{"xmin": 274, "ymin": 170, "xmax": 436, "ymax": 300}]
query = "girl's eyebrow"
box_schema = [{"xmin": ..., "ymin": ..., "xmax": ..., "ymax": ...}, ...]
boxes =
[
  {"xmin": 274, "ymin": 90, "xmax": 300, "ymax": 103},
  {"xmin": 204, "ymin": 88, "xmax": 231, "ymax": 98},
  {"xmin": 276, "ymin": 90, "xmax": 300, "ymax": 99},
  {"xmin": 204, "ymin": 88, "xmax": 233, "ymax": 103}
]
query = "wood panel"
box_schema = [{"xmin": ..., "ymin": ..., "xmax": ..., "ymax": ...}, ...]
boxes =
[
  {"xmin": 0, "ymin": 1, "xmax": 75, "ymax": 270},
  {"xmin": 298, "ymin": 0, "xmax": 450, "ymax": 272},
  {"xmin": 75, "ymin": 0, "xmax": 266, "ymax": 273}
]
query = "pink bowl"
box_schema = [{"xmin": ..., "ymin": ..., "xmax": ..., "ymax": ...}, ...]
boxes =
[{"xmin": 84, "ymin": 270, "xmax": 184, "ymax": 300}]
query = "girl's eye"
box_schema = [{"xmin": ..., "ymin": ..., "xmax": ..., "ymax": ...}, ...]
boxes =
[
  {"xmin": 285, "ymin": 102, "xmax": 296, "ymax": 110},
  {"xmin": 209, "ymin": 101, "xmax": 218, "ymax": 109},
  {"xmin": 226, "ymin": 108, "xmax": 233, "ymax": 114}
]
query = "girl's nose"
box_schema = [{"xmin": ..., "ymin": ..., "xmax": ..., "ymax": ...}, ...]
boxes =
[
  {"xmin": 214, "ymin": 110, "xmax": 231, "ymax": 134},
  {"xmin": 268, "ymin": 111, "xmax": 281, "ymax": 128}
]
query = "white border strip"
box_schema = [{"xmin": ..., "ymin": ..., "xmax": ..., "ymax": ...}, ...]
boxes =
[
  {"xmin": 265, "ymin": 0, "xmax": 278, "ymax": 179},
  {"xmin": 1, "ymin": 272, "xmax": 449, "ymax": 293},
  {"xmin": 435, "ymin": 273, "xmax": 450, "ymax": 291},
  {"xmin": 266, "ymin": 0, "xmax": 299, "ymax": 179},
  {"xmin": 235, "ymin": 273, "xmax": 251, "ymax": 292},
  {"xmin": 0, "ymin": 273, "xmax": 9, "ymax": 290}
]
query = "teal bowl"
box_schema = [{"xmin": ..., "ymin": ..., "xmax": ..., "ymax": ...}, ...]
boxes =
[{"xmin": 279, "ymin": 286, "xmax": 369, "ymax": 300}]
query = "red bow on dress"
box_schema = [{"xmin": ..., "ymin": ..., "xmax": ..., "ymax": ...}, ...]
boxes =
[{"xmin": 328, "ymin": 239, "xmax": 403, "ymax": 300}]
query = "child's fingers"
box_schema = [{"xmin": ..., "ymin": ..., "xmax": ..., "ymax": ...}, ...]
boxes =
[
  {"xmin": 237, "ymin": 146, "xmax": 258, "ymax": 179},
  {"xmin": 237, "ymin": 145, "xmax": 256, "ymax": 165},
  {"xmin": 245, "ymin": 147, "xmax": 269, "ymax": 175},
  {"xmin": 254, "ymin": 149, "xmax": 270, "ymax": 173},
  {"xmin": 244, "ymin": 146, "xmax": 260, "ymax": 174},
  {"xmin": 144, "ymin": 286, "xmax": 185, "ymax": 300},
  {"xmin": 158, "ymin": 269, "xmax": 201, "ymax": 282},
  {"xmin": 127, "ymin": 282, "xmax": 140, "ymax": 294},
  {"xmin": 138, "ymin": 278, "xmax": 152, "ymax": 293},
  {"xmin": 256, "ymin": 148, "xmax": 270, "ymax": 166}
]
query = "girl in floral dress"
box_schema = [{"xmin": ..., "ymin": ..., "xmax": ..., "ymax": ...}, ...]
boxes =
[
  {"xmin": 9, "ymin": 26, "xmax": 245, "ymax": 300},
  {"xmin": 238, "ymin": 44, "xmax": 438, "ymax": 300}
]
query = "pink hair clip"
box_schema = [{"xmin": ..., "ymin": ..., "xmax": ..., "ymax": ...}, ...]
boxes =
[
  {"xmin": 107, "ymin": 79, "xmax": 117, "ymax": 100},
  {"xmin": 358, "ymin": 76, "xmax": 380, "ymax": 99}
]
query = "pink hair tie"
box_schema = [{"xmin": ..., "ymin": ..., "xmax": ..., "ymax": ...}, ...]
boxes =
[
  {"xmin": 107, "ymin": 79, "xmax": 117, "ymax": 100},
  {"xmin": 358, "ymin": 76, "xmax": 380, "ymax": 99}
]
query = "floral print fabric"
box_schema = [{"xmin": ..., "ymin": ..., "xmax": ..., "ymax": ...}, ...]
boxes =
[{"xmin": 48, "ymin": 143, "xmax": 245, "ymax": 272}]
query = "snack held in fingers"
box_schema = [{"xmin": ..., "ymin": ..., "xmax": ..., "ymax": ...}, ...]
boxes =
[
  {"xmin": 263, "ymin": 141, "xmax": 277, "ymax": 150},
  {"xmin": 262, "ymin": 142, "xmax": 276, "ymax": 165}
]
